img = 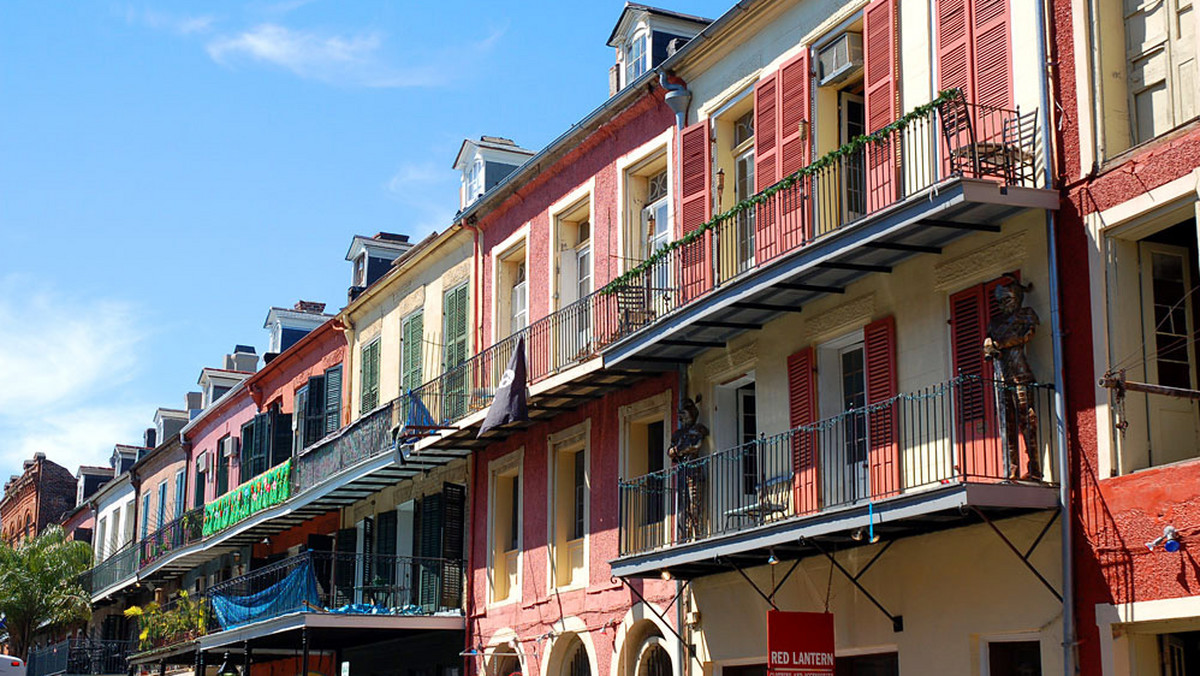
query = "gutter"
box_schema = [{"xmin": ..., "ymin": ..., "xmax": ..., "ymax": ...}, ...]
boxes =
[{"xmin": 1033, "ymin": 0, "xmax": 1075, "ymax": 671}]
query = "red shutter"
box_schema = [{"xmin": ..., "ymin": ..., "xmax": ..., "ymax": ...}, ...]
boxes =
[
  {"xmin": 972, "ymin": 0, "xmax": 1011, "ymax": 110},
  {"xmin": 936, "ymin": 0, "xmax": 973, "ymax": 99},
  {"xmin": 754, "ymin": 72, "xmax": 780, "ymax": 265},
  {"xmin": 864, "ymin": 316, "xmax": 900, "ymax": 499},
  {"xmin": 788, "ymin": 347, "xmax": 819, "ymax": 514},
  {"xmin": 777, "ymin": 51, "xmax": 813, "ymax": 254},
  {"xmin": 678, "ymin": 119, "xmax": 712, "ymax": 302},
  {"xmin": 864, "ymin": 0, "xmax": 898, "ymax": 212},
  {"xmin": 949, "ymin": 282, "xmax": 998, "ymax": 478}
]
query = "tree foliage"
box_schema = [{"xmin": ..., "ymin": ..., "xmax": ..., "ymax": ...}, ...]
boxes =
[{"xmin": 0, "ymin": 525, "xmax": 93, "ymax": 658}]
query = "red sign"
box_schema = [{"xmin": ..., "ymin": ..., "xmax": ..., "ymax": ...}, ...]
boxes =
[{"xmin": 767, "ymin": 610, "xmax": 836, "ymax": 676}]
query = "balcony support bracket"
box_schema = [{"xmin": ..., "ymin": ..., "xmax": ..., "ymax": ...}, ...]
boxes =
[
  {"xmin": 970, "ymin": 506, "xmax": 1062, "ymax": 602},
  {"xmin": 721, "ymin": 557, "xmax": 780, "ymax": 611},
  {"xmin": 809, "ymin": 539, "xmax": 904, "ymax": 632},
  {"xmin": 615, "ymin": 576, "xmax": 698, "ymax": 660}
]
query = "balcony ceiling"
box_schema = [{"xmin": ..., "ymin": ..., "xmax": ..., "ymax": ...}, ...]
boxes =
[
  {"xmin": 609, "ymin": 481, "xmax": 1058, "ymax": 580},
  {"xmin": 604, "ymin": 178, "xmax": 1058, "ymax": 370}
]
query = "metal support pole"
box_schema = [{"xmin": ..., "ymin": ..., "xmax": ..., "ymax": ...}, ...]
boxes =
[
  {"xmin": 301, "ymin": 627, "xmax": 310, "ymax": 676},
  {"xmin": 159, "ymin": 661, "xmax": 166, "ymax": 676},
  {"xmin": 616, "ymin": 576, "xmax": 697, "ymax": 660},
  {"xmin": 243, "ymin": 642, "xmax": 251, "ymax": 676},
  {"xmin": 972, "ymin": 506, "xmax": 1063, "ymax": 602},
  {"xmin": 195, "ymin": 648, "xmax": 205, "ymax": 676},
  {"xmin": 809, "ymin": 540, "xmax": 903, "ymax": 632}
]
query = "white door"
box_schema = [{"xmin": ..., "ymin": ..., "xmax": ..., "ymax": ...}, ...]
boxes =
[
  {"xmin": 1139, "ymin": 241, "xmax": 1200, "ymax": 465},
  {"xmin": 838, "ymin": 343, "xmax": 871, "ymax": 503},
  {"xmin": 840, "ymin": 91, "xmax": 867, "ymax": 220}
]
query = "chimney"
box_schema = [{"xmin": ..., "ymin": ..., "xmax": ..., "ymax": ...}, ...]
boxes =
[
  {"xmin": 294, "ymin": 300, "xmax": 326, "ymax": 314},
  {"xmin": 144, "ymin": 428, "xmax": 157, "ymax": 449},
  {"xmin": 224, "ymin": 345, "xmax": 258, "ymax": 373}
]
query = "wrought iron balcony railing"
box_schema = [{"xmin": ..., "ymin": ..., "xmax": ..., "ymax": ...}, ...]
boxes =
[
  {"xmin": 82, "ymin": 542, "xmax": 138, "ymax": 596},
  {"xmin": 618, "ymin": 376, "xmax": 1057, "ymax": 557},
  {"xmin": 295, "ymin": 403, "xmax": 394, "ymax": 493},
  {"xmin": 205, "ymin": 550, "xmax": 463, "ymax": 631},
  {"xmin": 137, "ymin": 507, "xmax": 204, "ymax": 569},
  {"xmin": 395, "ymin": 95, "xmax": 1040, "ymax": 436},
  {"xmin": 27, "ymin": 639, "xmax": 134, "ymax": 676}
]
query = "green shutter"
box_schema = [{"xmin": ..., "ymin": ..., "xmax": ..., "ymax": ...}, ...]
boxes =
[
  {"xmin": 442, "ymin": 285, "xmax": 469, "ymax": 369},
  {"xmin": 304, "ymin": 375, "xmax": 326, "ymax": 447},
  {"xmin": 324, "ymin": 365, "xmax": 343, "ymax": 435},
  {"xmin": 360, "ymin": 339, "xmax": 381, "ymax": 413},
  {"xmin": 293, "ymin": 387, "xmax": 307, "ymax": 455},
  {"xmin": 402, "ymin": 311, "xmax": 425, "ymax": 393}
]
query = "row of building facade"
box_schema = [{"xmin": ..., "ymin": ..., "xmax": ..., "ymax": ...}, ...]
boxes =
[{"xmin": 7, "ymin": 0, "xmax": 1200, "ymax": 674}]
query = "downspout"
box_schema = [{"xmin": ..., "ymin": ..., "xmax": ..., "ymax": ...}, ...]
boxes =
[
  {"xmin": 464, "ymin": 450, "xmax": 477, "ymax": 676},
  {"xmin": 659, "ymin": 71, "xmax": 691, "ymax": 131},
  {"xmin": 675, "ymin": 366, "xmax": 688, "ymax": 676},
  {"xmin": 1033, "ymin": 0, "xmax": 1075, "ymax": 672},
  {"xmin": 462, "ymin": 218, "xmax": 484, "ymax": 351}
]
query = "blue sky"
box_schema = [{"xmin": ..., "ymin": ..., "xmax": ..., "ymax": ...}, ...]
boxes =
[{"xmin": 0, "ymin": 1, "xmax": 730, "ymax": 476}]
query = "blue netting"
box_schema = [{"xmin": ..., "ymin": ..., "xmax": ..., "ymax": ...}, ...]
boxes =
[
  {"xmin": 397, "ymin": 391, "xmax": 439, "ymax": 443},
  {"xmin": 210, "ymin": 559, "xmax": 320, "ymax": 629}
]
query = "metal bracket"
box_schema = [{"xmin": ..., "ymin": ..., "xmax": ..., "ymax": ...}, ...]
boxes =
[
  {"xmin": 809, "ymin": 539, "xmax": 904, "ymax": 632},
  {"xmin": 721, "ymin": 557, "xmax": 780, "ymax": 610},
  {"xmin": 971, "ymin": 506, "xmax": 1062, "ymax": 602},
  {"xmin": 615, "ymin": 576, "xmax": 697, "ymax": 659}
]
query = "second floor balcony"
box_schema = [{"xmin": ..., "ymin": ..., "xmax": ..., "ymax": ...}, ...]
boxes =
[
  {"xmin": 27, "ymin": 639, "xmax": 134, "ymax": 676},
  {"xmin": 613, "ymin": 376, "xmax": 1060, "ymax": 578},
  {"xmin": 82, "ymin": 543, "xmax": 138, "ymax": 601}
]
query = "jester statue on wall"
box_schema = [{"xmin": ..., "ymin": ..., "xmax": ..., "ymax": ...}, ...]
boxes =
[
  {"xmin": 983, "ymin": 276, "xmax": 1044, "ymax": 481},
  {"xmin": 669, "ymin": 395, "xmax": 709, "ymax": 541}
]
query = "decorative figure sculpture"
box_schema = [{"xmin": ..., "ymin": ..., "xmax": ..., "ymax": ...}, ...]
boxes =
[
  {"xmin": 983, "ymin": 277, "xmax": 1043, "ymax": 481},
  {"xmin": 669, "ymin": 395, "xmax": 709, "ymax": 541}
]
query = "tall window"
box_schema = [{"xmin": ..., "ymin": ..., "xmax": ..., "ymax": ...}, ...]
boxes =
[
  {"xmin": 443, "ymin": 284, "xmax": 470, "ymax": 421},
  {"xmin": 733, "ymin": 110, "xmax": 756, "ymax": 272},
  {"xmin": 467, "ymin": 157, "xmax": 485, "ymax": 202},
  {"xmin": 550, "ymin": 425, "xmax": 588, "ymax": 588},
  {"xmin": 141, "ymin": 494, "xmax": 151, "ymax": 539},
  {"xmin": 1125, "ymin": 0, "xmax": 1197, "ymax": 144},
  {"xmin": 193, "ymin": 455, "xmax": 206, "ymax": 509},
  {"xmin": 216, "ymin": 437, "xmax": 231, "ymax": 495},
  {"xmin": 401, "ymin": 310, "xmax": 425, "ymax": 394},
  {"xmin": 625, "ymin": 32, "xmax": 648, "ymax": 84},
  {"xmin": 490, "ymin": 459, "xmax": 521, "ymax": 604},
  {"xmin": 511, "ymin": 263, "xmax": 528, "ymax": 331},
  {"xmin": 360, "ymin": 338, "xmax": 381, "ymax": 413},
  {"xmin": 156, "ymin": 482, "xmax": 167, "ymax": 529},
  {"xmin": 174, "ymin": 470, "xmax": 186, "ymax": 517}
]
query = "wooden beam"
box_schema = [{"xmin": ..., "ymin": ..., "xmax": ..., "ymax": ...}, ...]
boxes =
[
  {"xmin": 732, "ymin": 301, "xmax": 802, "ymax": 313},
  {"xmin": 695, "ymin": 319, "xmax": 764, "ymax": 330},
  {"xmin": 818, "ymin": 262, "xmax": 893, "ymax": 273},
  {"xmin": 661, "ymin": 338, "xmax": 725, "ymax": 348},
  {"xmin": 776, "ymin": 282, "xmax": 846, "ymax": 294},
  {"xmin": 921, "ymin": 219, "xmax": 1001, "ymax": 232},
  {"xmin": 864, "ymin": 241, "xmax": 943, "ymax": 254}
]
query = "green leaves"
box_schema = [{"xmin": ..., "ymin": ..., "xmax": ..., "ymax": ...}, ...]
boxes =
[
  {"xmin": 0, "ymin": 525, "xmax": 93, "ymax": 658},
  {"xmin": 601, "ymin": 90, "xmax": 962, "ymax": 294}
]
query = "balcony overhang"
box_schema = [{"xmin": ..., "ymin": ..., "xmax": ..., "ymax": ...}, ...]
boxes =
[
  {"xmin": 604, "ymin": 177, "xmax": 1058, "ymax": 370},
  {"xmin": 139, "ymin": 446, "xmax": 468, "ymax": 580},
  {"xmin": 199, "ymin": 612, "xmax": 464, "ymax": 652},
  {"xmin": 609, "ymin": 480, "xmax": 1058, "ymax": 579},
  {"xmin": 415, "ymin": 358, "xmax": 659, "ymax": 453}
]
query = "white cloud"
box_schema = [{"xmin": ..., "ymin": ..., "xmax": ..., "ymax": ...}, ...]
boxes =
[
  {"xmin": 385, "ymin": 162, "xmax": 458, "ymax": 232},
  {"xmin": 125, "ymin": 7, "xmax": 215, "ymax": 35},
  {"xmin": 206, "ymin": 24, "xmax": 440, "ymax": 88},
  {"xmin": 0, "ymin": 279, "xmax": 153, "ymax": 474}
]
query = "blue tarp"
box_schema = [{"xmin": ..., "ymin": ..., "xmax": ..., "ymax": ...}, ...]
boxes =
[{"xmin": 210, "ymin": 559, "xmax": 320, "ymax": 629}]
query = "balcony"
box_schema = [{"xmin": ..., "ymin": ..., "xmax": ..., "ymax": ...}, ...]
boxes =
[
  {"xmin": 613, "ymin": 377, "xmax": 1059, "ymax": 578},
  {"xmin": 403, "ymin": 93, "xmax": 1055, "ymax": 454},
  {"xmin": 27, "ymin": 639, "xmax": 134, "ymax": 676},
  {"xmin": 137, "ymin": 404, "xmax": 465, "ymax": 580},
  {"xmin": 137, "ymin": 507, "xmax": 204, "ymax": 571},
  {"xmin": 82, "ymin": 543, "xmax": 139, "ymax": 600}
]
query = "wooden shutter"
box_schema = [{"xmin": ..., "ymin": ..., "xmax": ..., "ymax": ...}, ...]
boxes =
[
  {"xmin": 972, "ymin": 0, "xmax": 1011, "ymax": 110},
  {"xmin": 937, "ymin": 0, "xmax": 973, "ymax": 98},
  {"xmin": 864, "ymin": 0, "xmax": 899, "ymax": 212},
  {"xmin": 361, "ymin": 515, "xmax": 375, "ymax": 590},
  {"xmin": 239, "ymin": 420, "xmax": 255, "ymax": 470},
  {"xmin": 443, "ymin": 286, "xmax": 469, "ymax": 370},
  {"xmin": 270, "ymin": 408, "xmax": 292, "ymax": 468},
  {"xmin": 418, "ymin": 493, "xmax": 445, "ymax": 610},
  {"xmin": 777, "ymin": 50, "xmax": 813, "ymax": 252},
  {"xmin": 678, "ymin": 119, "xmax": 712, "ymax": 302},
  {"xmin": 324, "ymin": 365, "xmax": 342, "ymax": 435},
  {"xmin": 304, "ymin": 375, "xmax": 326, "ymax": 448},
  {"xmin": 949, "ymin": 283, "xmax": 996, "ymax": 478},
  {"xmin": 864, "ymin": 316, "xmax": 900, "ymax": 499},
  {"xmin": 361, "ymin": 340, "xmax": 380, "ymax": 413},
  {"xmin": 402, "ymin": 312, "xmax": 425, "ymax": 393},
  {"xmin": 788, "ymin": 347, "xmax": 819, "ymax": 514},
  {"xmin": 334, "ymin": 527, "xmax": 357, "ymax": 607},
  {"xmin": 293, "ymin": 387, "xmax": 307, "ymax": 454},
  {"xmin": 754, "ymin": 72, "xmax": 781, "ymax": 264},
  {"xmin": 441, "ymin": 482, "xmax": 466, "ymax": 608},
  {"xmin": 375, "ymin": 510, "xmax": 398, "ymax": 585}
]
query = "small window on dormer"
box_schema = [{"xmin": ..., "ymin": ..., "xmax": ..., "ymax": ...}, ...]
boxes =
[
  {"xmin": 468, "ymin": 157, "xmax": 485, "ymax": 202},
  {"xmin": 354, "ymin": 254, "xmax": 366, "ymax": 287},
  {"xmin": 625, "ymin": 31, "xmax": 648, "ymax": 85}
]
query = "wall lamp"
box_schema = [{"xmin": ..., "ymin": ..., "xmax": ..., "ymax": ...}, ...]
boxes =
[{"xmin": 1146, "ymin": 525, "xmax": 1182, "ymax": 553}]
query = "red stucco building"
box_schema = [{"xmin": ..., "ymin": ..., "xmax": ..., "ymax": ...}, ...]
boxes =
[{"xmin": 0, "ymin": 453, "xmax": 77, "ymax": 544}]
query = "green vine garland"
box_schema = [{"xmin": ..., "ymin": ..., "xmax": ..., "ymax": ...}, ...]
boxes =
[{"xmin": 601, "ymin": 89, "xmax": 963, "ymax": 294}]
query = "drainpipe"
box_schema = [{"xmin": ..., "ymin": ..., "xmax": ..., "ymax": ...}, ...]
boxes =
[
  {"xmin": 675, "ymin": 365, "xmax": 688, "ymax": 676},
  {"xmin": 461, "ymin": 218, "xmax": 484, "ymax": 351},
  {"xmin": 1033, "ymin": 0, "xmax": 1075, "ymax": 672}
]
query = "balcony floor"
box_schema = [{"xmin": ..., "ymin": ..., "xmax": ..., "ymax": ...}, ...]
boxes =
[
  {"xmin": 609, "ymin": 479, "xmax": 1059, "ymax": 579},
  {"xmin": 604, "ymin": 177, "xmax": 1058, "ymax": 370}
]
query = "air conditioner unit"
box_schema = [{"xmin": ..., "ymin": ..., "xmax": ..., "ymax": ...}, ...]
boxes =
[{"xmin": 817, "ymin": 32, "xmax": 864, "ymax": 86}]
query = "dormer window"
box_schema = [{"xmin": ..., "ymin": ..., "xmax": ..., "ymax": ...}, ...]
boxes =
[
  {"xmin": 353, "ymin": 254, "xmax": 367, "ymax": 287},
  {"xmin": 468, "ymin": 158, "xmax": 485, "ymax": 202},
  {"xmin": 625, "ymin": 31, "xmax": 648, "ymax": 84}
]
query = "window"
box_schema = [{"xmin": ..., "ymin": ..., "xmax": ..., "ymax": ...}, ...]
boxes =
[
  {"xmin": 467, "ymin": 157, "xmax": 485, "ymax": 202},
  {"xmin": 211, "ymin": 385, "xmax": 231, "ymax": 401},
  {"xmin": 1125, "ymin": 0, "xmax": 1196, "ymax": 144},
  {"xmin": 443, "ymin": 283, "xmax": 470, "ymax": 421},
  {"xmin": 1104, "ymin": 218, "xmax": 1200, "ymax": 472},
  {"xmin": 511, "ymin": 264, "xmax": 528, "ymax": 330},
  {"xmin": 733, "ymin": 111, "xmax": 756, "ymax": 272},
  {"xmin": 193, "ymin": 455, "xmax": 206, "ymax": 509},
  {"xmin": 156, "ymin": 481, "xmax": 167, "ymax": 529},
  {"xmin": 141, "ymin": 494, "xmax": 151, "ymax": 540},
  {"xmin": 549, "ymin": 423, "xmax": 588, "ymax": 589},
  {"xmin": 360, "ymin": 338, "xmax": 381, "ymax": 413},
  {"xmin": 489, "ymin": 453, "xmax": 521, "ymax": 604},
  {"xmin": 985, "ymin": 640, "xmax": 1040, "ymax": 676},
  {"xmin": 239, "ymin": 407, "xmax": 293, "ymax": 478},
  {"xmin": 174, "ymin": 470, "xmax": 186, "ymax": 518},
  {"xmin": 710, "ymin": 92, "xmax": 756, "ymax": 280},
  {"xmin": 496, "ymin": 241, "xmax": 528, "ymax": 339},
  {"xmin": 737, "ymin": 383, "xmax": 759, "ymax": 495},
  {"xmin": 354, "ymin": 254, "xmax": 366, "ymax": 287},
  {"xmin": 216, "ymin": 437, "xmax": 231, "ymax": 495},
  {"xmin": 625, "ymin": 31, "xmax": 648, "ymax": 85},
  {"xmin": 835, "ymin": 652, "xmax": 899, "ymax": 675},
  {"xmin": 95, "ymin": 517, "xmax": 107, "ymax": 561}
]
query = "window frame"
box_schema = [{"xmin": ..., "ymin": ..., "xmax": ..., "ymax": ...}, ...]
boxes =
[
  {"xmin": 547, "ymin": 420, "xmax": 590, "ymax": 591},
  {"xmin": 487, "ymin": 448, "xmax": 524, "ymax": 607}
]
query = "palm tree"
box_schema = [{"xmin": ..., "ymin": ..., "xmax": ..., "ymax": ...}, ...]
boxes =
[{"xmin": 0, "ymin": 525, "xmax": 93, "ymax": 658}]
